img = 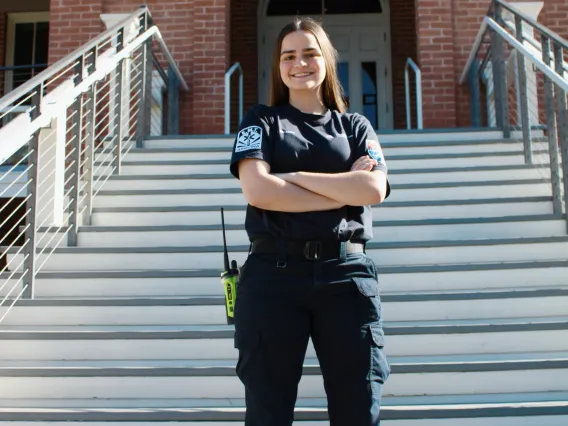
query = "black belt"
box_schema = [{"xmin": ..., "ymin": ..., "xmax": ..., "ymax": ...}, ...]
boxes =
[{"xmin": 250, "ymin": 238, "xmax": 365, "ymax": 260}]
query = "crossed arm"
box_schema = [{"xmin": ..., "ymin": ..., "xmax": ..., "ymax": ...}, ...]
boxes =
[{"xmin": 238, "ymin": 156, "xmax": 388, "ymax": 213}]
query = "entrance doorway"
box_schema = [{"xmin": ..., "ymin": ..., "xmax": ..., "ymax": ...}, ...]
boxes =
[{"xmin": 259, "ymin": 0, "xmax": 393, "ymax": 130}]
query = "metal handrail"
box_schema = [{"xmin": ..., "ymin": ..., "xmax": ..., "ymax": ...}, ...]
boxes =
[
  {"xmin": 404, "ymin": 58, "xmax": 423, "ymax": 130},
  {"xmin": 224, "ymin": 62, "xmax": 243, "ymax": 134},
  {"xmin": 486, "ymin": 17, "xmax": 568, "ymax": 92},
  {"xmin": 502, "ymin": 19, "xmax": 568, "ymax": 75},
  {"xmin": 462, "ymin": 0, "xmax": 568, "ymax": 229},
  {"xmin": 0, "ymin": 6, "xmax": 187, "ymax": 322},
  {"xmin": 461, "ymin": 0, "xmax": 568, "ymax": 85},
  {"xmin": 459, "ymin": 19, "xmax": 489, "ymax": 85},
  {"xmin": 495, "ymin": 0, "xmax": 568, "ymax": 50}
]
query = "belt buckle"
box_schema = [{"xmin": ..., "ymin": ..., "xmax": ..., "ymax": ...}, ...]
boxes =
[{"xmin": 303, "ymin": 241, "xmax": 322, "ymax": 260}]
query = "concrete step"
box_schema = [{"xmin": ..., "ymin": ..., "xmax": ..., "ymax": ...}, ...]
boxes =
[
  {"xmin": 98, "ymin": 166, "xmax": 553, "ymax": 192},
  {"xmin": 8, "ymin": 236, "xmax": 568, "ymax": 272},
  {"xmin": 91, "ymin": 197, "xmax": 555, "ymax": 226},
  {"xmin": 32, "ymin": 215, "xmax": 566, "ymax": 249},
  {"xmin": 0, "ymin": 317, "xmax": 567, "ymax": 360},
  {"xmin": 3, "ymin": 288, "xmax": 568, "ymax": 325},
  {"xmin": 93, "ymin": 151, "xmax": 551, "ymax": 176},
  {"xmin": 0, "ymin": 353, "xmax": 567, "ymax": 399},
  {"xmin": 142, "ymin": 131, "xmax": 506, "ymax": 149},
  {"xmin": 91, "ymin": 181, "xmax": 553, "ymax": 208},
  {"xmin": 2, "ymin": 260, "xmax": 567, "ymax": 299},
  {"xmin": 1, "ymin": 394, "xmax": 567, "ymax": 424},
  {"xmin": 76, "ymin": 215, "xmax": 567, "ymax": 247},
  {"xmin": 97, "ymin": 140, "xmax": 550, "ymax": 163},
  {"xmin": 113, "ymin": 138, "xmax": 548, "ymax": 162}
]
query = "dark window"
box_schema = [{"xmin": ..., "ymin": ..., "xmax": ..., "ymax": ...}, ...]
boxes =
[
  {"xmin": 12, "ymin": 21, "xmax": 49, "ymax": 88},
  {"xmin": 362, "ymin": 61, "xmax": 378, "ymax": 129},
  {"xmin": 267, "ymin": 0, "xmax": 382, "ymax": 16},
  {"xmin": 13, "ymin": 23, "xmax": 35, "ymax": 88}
]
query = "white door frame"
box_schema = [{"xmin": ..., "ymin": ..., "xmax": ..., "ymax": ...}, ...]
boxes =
[
  {"xmin": 4, "ymin": 11, "xmax": 50, "ymax": 94},
  {"xmin": 257, "ymin": 0, "xmax": 393, "ymax": 129}
]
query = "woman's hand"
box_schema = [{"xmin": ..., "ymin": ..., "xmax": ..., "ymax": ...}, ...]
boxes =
[{"xmin": 350, "ymin": 155, "xmax": 377, "ymax": 172}]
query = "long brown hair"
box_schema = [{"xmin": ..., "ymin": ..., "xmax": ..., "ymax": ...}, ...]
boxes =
[{"xmin": 269, "ymin": 17, "xmax": 347, "ymax": 113}]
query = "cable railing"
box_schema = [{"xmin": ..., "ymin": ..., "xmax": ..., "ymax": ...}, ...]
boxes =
[
  {"xmin": 462, "ymin": 0, "xmax": 567, "ymax": 231},
  {"xmin": 0, "ymin": 6, "xmax": 188, "ymax": 322}
]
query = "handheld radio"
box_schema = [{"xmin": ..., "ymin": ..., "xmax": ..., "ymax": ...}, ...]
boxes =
[{"xmin": 220, "ymin": 208, "xmax": 239, "ymax": 325}]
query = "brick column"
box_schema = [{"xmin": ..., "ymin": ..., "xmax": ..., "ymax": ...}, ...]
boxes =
[
  {"xmin": 192, "ymin": 0, "xmax": 231, "ymax": 134},
  {"xmin": 48, "ymin": 0, "xmax": 104, "ymax": 65},
  {"xmin": 391, "ymin": 0, "xmax": 418, "ymax": 129},
  {"xmin": 415, "ymin": 0, "xmax": 457, "ymax": 128}
]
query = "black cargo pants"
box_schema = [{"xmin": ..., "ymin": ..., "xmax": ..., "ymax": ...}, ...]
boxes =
[{"xmin": 233, "ymin": 240, "xmax": 390, "ymax": 426}]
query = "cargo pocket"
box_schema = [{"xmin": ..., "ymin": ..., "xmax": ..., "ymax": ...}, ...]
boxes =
[
  {"xmin": 352, "ymin": 276, "xmax": 382, "ymax": 324},
  {"xmin": 352, "ymin": 276, "xmax": 379, "ymax": 297},
  {"xmin": 368, "ymin": 323, "xmax": 390, "ymax": 390},
  {"xmin": 234, "ymin": 329, "xmax": 261, "ymax": 386}
]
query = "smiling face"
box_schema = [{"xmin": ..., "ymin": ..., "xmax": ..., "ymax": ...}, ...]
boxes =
[{"xmin": 279, "ymin": 30, "xmax": 326, "ymax": 95}]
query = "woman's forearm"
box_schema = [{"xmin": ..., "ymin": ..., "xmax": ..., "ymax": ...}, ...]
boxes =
[
  {"xmin": 275, "ymin": 170, "xmax": 387, "ymax": 206},
  {"xmin": 245, "ymin": 173, "xmax": 344, "ymax": 212}
]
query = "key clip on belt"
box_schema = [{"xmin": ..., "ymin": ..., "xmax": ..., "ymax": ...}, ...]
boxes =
[{"xmin": 303, "ymin": 241, "xmax": 322, "ymax": 260}]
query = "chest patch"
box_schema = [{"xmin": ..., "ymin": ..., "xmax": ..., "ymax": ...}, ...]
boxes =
[{"xmin": 236, "ymin": 126, "xmax": 263, "ymax": 152}]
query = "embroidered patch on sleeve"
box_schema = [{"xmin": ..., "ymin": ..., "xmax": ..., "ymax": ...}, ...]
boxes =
[
  {"xmin": 366, "ymin": 139, "xmax": 384, "ymax": 163},
  {"xmin": 235, "ymin": 126, "xmax": 263, "ymax": 152}
]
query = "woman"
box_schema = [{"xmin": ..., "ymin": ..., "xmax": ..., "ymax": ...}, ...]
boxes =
[{"xmin": 229, "ymin": 17, "xmax": 391, "ymax": 426}]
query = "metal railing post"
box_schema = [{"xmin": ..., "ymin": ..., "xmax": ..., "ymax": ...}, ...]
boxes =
[
  {"xmin": 541, "ymin": 36, "xmax": 563, "ymax": 215},
  {"xmin": 553, "ymin": 42, "xmax": 568, "ymax": 227},
  {"xmin": 113, "ymin": 28, "xmax": 125, "ymax": 175},
  {"xmin": 83, "ymin": 47, "xmax": 97, "ymax": 225},
  {"xmin": 468, "ymin": 58, "xmax": 482, "ymax": 127},
  {"xmin": 225, "ymin": 62, "xmax": 243, "ymax": 134},
  {"xmin": 68, "ymin": 57, "xmax": 85, "ymax": 247},
  {"xmin": 490, "ymin": 3, "xmax": 511, "ymax": 138},
  {"xmin": 142, "ymin": 40, "xmax": 153, "ymax": 141},
  {"xmin": 514, "ymin": 15, "xmax": 532, "ymax": 164},
  {"xmin": 22, "ymin": 86, "xmax": 42, "ymax": 299},
  {"xmin": 136, "ymin": 13, "xmax": 153, "ymax": 145},
  {"xmin": 167, "ymin": 65, "xmax": 180, "ymax": 135}
]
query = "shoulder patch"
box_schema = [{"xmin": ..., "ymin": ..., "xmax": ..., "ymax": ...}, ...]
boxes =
[
  {"xmin": 366, "ymin": 139, "xmax": 384, "ymax": 163},
  {"xmin": 235, "ymin": 126, "xmax": 263, "ymax": 152}
]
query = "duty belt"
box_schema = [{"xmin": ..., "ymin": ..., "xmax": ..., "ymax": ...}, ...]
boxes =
[{"xmin": 250, "ymin": 238, "xmax": 365, "ymax": 261}]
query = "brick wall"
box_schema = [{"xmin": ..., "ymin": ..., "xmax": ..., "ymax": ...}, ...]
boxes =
[
  {"xmin": 48, "ymin": 0, "xmax": 230, "ymax": 134},
  {"xmin": 104, "ymin": 0, "xmax": 230, "ymax": 134},
  {"xmin": 103, "ymin": 0, "xmax": 195, "ymax": 134},
  {"xmin": 415, "ymin": 0, "xmax": 457, "ymax": 129},
  {"xmin": 48, "ymin": 0, "xmax": 104, "ymax": 64}
]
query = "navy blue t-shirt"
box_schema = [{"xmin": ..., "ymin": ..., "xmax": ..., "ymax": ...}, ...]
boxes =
[{"xmin": 229, "ymin": 103, "xmax": 390, "ymax": 244}]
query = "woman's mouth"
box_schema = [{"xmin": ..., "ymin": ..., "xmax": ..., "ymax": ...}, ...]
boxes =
[{"xmin": 292, "ymin": 72, "xmax": 314, "ymax": 78}]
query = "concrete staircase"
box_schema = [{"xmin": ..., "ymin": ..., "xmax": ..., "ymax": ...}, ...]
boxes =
[{"xmin": 1, "ymin": 130, "xmax": 568, "ymax": 425}]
